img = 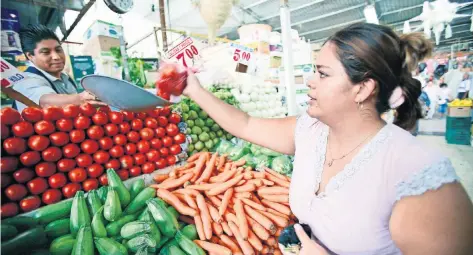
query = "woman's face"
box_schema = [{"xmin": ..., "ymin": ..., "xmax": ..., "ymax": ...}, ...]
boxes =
[{"xmin": 306, "ymin": 43, "xmax": 360, "ymax": 122}]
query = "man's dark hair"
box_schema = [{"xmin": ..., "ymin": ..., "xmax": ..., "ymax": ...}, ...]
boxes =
[
  {"xmin": 440, "ymin": 83, "xmax": 448, "ymax": 88},
  {"xmin": 19, "ymin": 24, "xmax": 60, "ymax": 58}
]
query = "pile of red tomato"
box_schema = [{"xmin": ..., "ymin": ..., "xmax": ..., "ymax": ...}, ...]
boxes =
[{"xmin": 1, "ymin": 104, "xmax": 186, "ymax": 218}]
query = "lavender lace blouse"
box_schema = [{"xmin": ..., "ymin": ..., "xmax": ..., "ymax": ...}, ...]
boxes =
[{"xmin": 289, "ymin": 112, "xmax": 459, "ymax": 255}]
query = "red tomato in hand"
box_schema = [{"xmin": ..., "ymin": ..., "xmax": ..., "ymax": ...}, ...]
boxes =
[
  {"xmin": 87, "ymin": 125, "xmax": 104, "ymax": 140},
  {"xmin": 142, "ymin": 162, "xmax": 156, "ymax": 174},
  {"xmin": 69, "ymin": 168, "xmax": 87, "ymax": 183},
  {"xmin": 145, "ymin": 118, "xmax": 158, "ymax": 129},
  {"xmin": 116, "ymin": 169, "xmax": 129, "ymax": 181},
  {"xmin": 62, "ymin": 183, "xmax": 81, "ymax": 198},
  {"xmin": 155, "ymin": 127, "xmax": 166, "ymax": 138},
  {"xmin": 99, "ymin": 174, "xmax": 108, "ymax": 186},
  {"xmin": 167, "ymin": 155, "xmax": 177, "ymax": 165},
  {"xmin": 173, "ymin": 133, "xmax": 186, "ymax": 144},
  {"xmin": 104, "ymin": 123, "xmax": 119, "ymax": 136},
  {"xmin": 1, "ymin": 157, "xmax": 19, "ymax": 173},
  {"xmin": 48, "ymin": 173, "xmax": 67, "ymax": 189},
  {"xmin": 34, "ymin": 120, "xmax": 55, "ymax": 135},
  {"xmin": 157, "ymin": 116, "xmax": 168, "ymax": 127},
  {"xmin": 165, "ymin": 123, "xmax": 179, "ymax": 137},
  {"xmin": 120, "ymin": 155, "xmax": 134, "ymax": 169},
  {"xmin": 87, "ymin": 164, "xmax": 104, "ymax": 178},
  {"xmin": 155, "ymin": 158, "xmax": 167, "ymax": 169},
  {"xmin": 42, "ymin": 189, "xmax": 62, "ymax": 204},
  {"xmin": 129, "ymin": 166, "xmax": 142, "ymax": 177},
  {"xmin": 140, "ymin": 128, "xmax": 154, "ymax": 141},
  {"xmin": 125, "ymin": 143, "xmax": 137, "ymax": 155},
  {"xmin": 28, "ymin": 135, "xmax": 50, "ymax": 151},
  {"xmin": 150, "ymin": 138, "xmax": 163, "ymax": 149},
  {"xmin": 13, "ymin": 168, "xmax": 35, "ymax": 183},
  {"xmin": 159, "ymin": 147, "xmax": 169, "ymax": 157},
  {"xmin": 108, "ymin": 112, "xmax": 124, "ymax": 124},
  {"xmin": 49, "ymin": 132, "xmax": 70, "ymax": 146},
  {"xmin": 27, "ymin": 177, "xmax": 48, "ymax": 195},
  {"xmin": 113, "ymin": 134, "xmax": 127, "ymax": 145},
  {"xmin": 1, "ymin": 124, "xmax": 10, "ymax": 140},
  {"xmin": 63, "ymin": 143, "xmax": 80, "ymax": 158},
  {"xmin": 133, "ymin": 153, "xmax": 146, "ymax": 166},
  {"xmin": 146, "ymin": 150, "xmax": 160, "ymax": 162},
  {"xmin": 160, "ymin": 106, "xmax": 171, "ymax": 117},
  {"xmin": 70, "ymin": 129, "xmax": 86, "ymax": 143},
  {"xmin": 36, "ymin": 162, "xmax": 57, "ymax": 177},
  {"xmin": 92, "ymin": 112, "xmax": 108, "ymax": 125},
  {"xmin": 121, "ymin": 111, "xmax": 135, "ymax": 121},
  {"xmin": 162, "ymin": 136, "xmax": 173, "ymax": 148},
  {"xmin": 20, "ymin": 151, "xmax": 41, "ymax": 166},
  {"xmin": 126, "ymin": 131, "xmax": 140, "ymax": 143},
  {"xmin": 105, "ymin": 159, "xmax": 120, "ymax": 170},
  {"xmin": 1, "ymin": 107, "xmax": 21, "ymax": 125},
  {"xmin": 5, "ymin": 184, "xmax": 28, "ymax": 201},
  {"xmin": 98, "ymin": 137, "xmax": 113, "ymax": 150},
  {"xmin": 4, "ymin": 137, "xmax": 27, "ymax": 155},
  {"xmin": 131, "ymin": 119, "xmax": 143, "ymax": 131},
  {"xmin": 136, "ymin": 112, "xmax": 147, "ymax": 120},
  {"xmin": 137, "ymin": 140, "xmax": 151, "ymax": 154},
  {"xmin": 21, "ymin": 107, "xmax": 43, "ymax": 123},
  {"xmin": 57, "ymin": 159, "xmax": 76, "ymax": 172},
  {"xmin": 1, "ymin": 203, "xmax": 19, "ymax": 218},
  {"xmin": 93, "ymin": 150, "xmax": 110, "ymax": 164},
  {"xmin": 109, "ymin": 145, "xmax": 124, "ymax": 158},
  {"xmin": 62, "ymin": 104, "xmax": 80, "ymax": 119},
  {"xmin": 81, "ymin": 139, "xmax": 99, "ymax": 154},
  {"xmin": 76, "ymin": 154, "xmax": 93, "ymax": 168},
  {"xmin": 79, "ymin": 103, "xmax": 96, "ymax": 117},
  {"xmin": 11, "ymin": 121, "xmax": 34, "ymax": 138},
  {"xmin": 56, "ymin": 118, "xmax": 74, "ymax": 132},
  {"xmin": 169, "ymin": 144, "xmax": 182, "ymax": 155},
  {"xmin": 43, "ymin": 106, "xmax": 63, "ymax": 121},
  {"xmin": 74, "ymin": 116, "xmax": 91, "ymax": 130},
  {"xmin": 42, "ymin": 147, "xmax": 62, "ymax": 162},
  {"xmin": 168, "ymin": 113, "xmax": 181, "ymax": 124},
  {"xmin": 82, "ymin": 179, "xmax": 99, "ymax": 192},
  {"xmin": 20, "ymin": 196, "xmax": 41, "ymax": 212},
  {"xmin": 119, "ymin": 122, "xmax": 132, "ymax": 134}
]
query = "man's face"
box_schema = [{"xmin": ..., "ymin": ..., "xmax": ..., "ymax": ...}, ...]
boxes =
[{"xmin": 27, "ymin": 39, "xmax": 65, "ymax": 74}]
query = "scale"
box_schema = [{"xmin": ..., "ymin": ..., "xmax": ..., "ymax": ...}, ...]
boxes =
[{"xmin": 83, "ymin": 0, "xmax": 171, "ymax": 111}]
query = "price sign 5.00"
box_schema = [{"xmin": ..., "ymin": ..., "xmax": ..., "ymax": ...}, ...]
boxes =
[
  {"xmin": 230, "ymin": 43, "xmax": 253, "ymax": 66},
  {"xmin": 166, "ymin": 37, "xmax": 201, "ymax": 68}
]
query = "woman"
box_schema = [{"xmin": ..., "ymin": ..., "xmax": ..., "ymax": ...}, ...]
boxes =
[{"xmin": 183, "ymin": 23, "xmax": 473, "ymax": 254}]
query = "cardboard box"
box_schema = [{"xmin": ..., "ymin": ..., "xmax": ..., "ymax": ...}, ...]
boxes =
[
  {"xmin": 447, "ymin": 107, "xmax": 472, "ymax": 118},
  {"xmin": 83, "ymin": 20, "xmax": 122, "ymax": 41},
  {"xmin": 82, "ymin": 36, "xmax": 120, "ymax": 59}
]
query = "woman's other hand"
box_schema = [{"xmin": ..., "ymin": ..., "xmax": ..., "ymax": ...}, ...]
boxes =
[
  {"xmin": 294, "ymin": 224, "xmax": 329, "ymax": 255},
  {"xmin": 183, "ymin": 69, "xmax": 202, "ymax": 98}
]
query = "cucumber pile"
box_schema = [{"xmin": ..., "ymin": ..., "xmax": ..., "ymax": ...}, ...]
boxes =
[{"xmin": 1, "ymin": 169, "xmax": 200, "ymax": 255}]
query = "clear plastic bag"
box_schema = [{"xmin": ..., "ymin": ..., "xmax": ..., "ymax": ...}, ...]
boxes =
[
  {"xmin": 270, "ymin": 155, "xmax": 293, "ymax": 176},
  {"xmin": 214, "ymin": 139, "xmax": 234, "ymax": 154}
]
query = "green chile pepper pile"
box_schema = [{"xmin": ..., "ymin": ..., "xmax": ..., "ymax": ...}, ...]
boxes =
[{"xmin": 1, "ymin": 169, "xmax": 202, "ymax": 255}]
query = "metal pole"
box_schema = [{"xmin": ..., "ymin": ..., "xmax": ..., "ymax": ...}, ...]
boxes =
[
  {"xmin": 280, "ymin": 0, "xmax": 297, "ymax": 116},
  {"xmin": 158, "ymin": 0, "xmax": 168, "ymax": 51},
  {"xmin": 118, "ymin": 15, "xmax": 131, "ymax": 81}
]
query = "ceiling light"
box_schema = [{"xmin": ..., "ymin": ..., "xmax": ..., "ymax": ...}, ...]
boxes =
[{"xmin": 363, "ymin": 4, "xmax": 379, "ymax": 24}]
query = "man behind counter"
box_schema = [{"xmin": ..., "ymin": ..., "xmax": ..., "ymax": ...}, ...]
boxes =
[{"xmin": 13, "ymin": 24, "xmax": 104, "ymax": 112}]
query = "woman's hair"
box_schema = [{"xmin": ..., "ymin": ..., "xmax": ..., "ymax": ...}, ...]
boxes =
[
  {"xmin": 19, "ymin": 24, "xmax": 60, "ymax": 58},
  {"xmin": 326, "ymin": 23, "xmax": 433, "ymax": 130}
]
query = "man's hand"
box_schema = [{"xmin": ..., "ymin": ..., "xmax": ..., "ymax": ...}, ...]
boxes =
[{"xmin": 78, "ymin": 91, "xmax": 107, "ymax": 107}]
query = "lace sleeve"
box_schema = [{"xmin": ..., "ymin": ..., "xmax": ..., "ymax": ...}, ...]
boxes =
[{"xmin": 395, "ymin": 157, "xmax": 459, "ymax": 201}]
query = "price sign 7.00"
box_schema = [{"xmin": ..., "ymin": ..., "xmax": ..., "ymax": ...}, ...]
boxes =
[{"xmin": 166, "ymin": 37, "xmax": 200, "ymax": 68}]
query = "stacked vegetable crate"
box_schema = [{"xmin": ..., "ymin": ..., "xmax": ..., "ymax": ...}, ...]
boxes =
[{"xmin": 445, "ymin": 116, "xmax": 471, "ymax": 145}]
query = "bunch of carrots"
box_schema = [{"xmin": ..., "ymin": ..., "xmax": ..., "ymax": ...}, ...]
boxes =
[{"xmin": 151, "ymin": 151, "xmax": 293, "ymax": 255}]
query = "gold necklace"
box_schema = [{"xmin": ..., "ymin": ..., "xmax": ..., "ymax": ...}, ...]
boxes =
[{"xmin": 327, "ymin": 127, "xmax": 381, "ymax": 167}]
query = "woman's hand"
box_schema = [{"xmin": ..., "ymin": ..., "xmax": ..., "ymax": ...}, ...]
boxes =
[
  {"xmin": 295, "ymin": 224, "xmax": 329, "ymax": 255},
  {"xmin": 183, "ymin": 69, "xmax": 202, "ymax": 98}
]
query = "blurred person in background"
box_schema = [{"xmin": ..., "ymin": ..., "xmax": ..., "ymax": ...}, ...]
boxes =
[
  {"xmin": 13, "ymin": 24, "xmax": 104, "ymax": 112},
  {"xmin": 423, "ymin": 80, "xmax": 439, "ymax": 119},
  {"xmin": 457, "ymin": 72, "xmax": 471, "ymax": 99},
  {"xmin": 437, "ymin": 82, "xmax": 451, "ymax": 118}
]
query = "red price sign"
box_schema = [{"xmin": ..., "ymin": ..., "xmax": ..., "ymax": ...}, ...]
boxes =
[
  {"xmin": 166, "ymin": 37, "xmax": 200, "ymax": 68},
  {"xmin": 1, "ymin": 57, "xmax": 25, "ymax": 88},
  {"xmin": 231, "ymin": 43, "xmax": 253, "ymax": 66}
]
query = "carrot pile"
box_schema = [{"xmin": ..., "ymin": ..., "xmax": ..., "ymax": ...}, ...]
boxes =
[{"xmin": 151, "ymin": 151, "xmax": 293, "ymax": 255}]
